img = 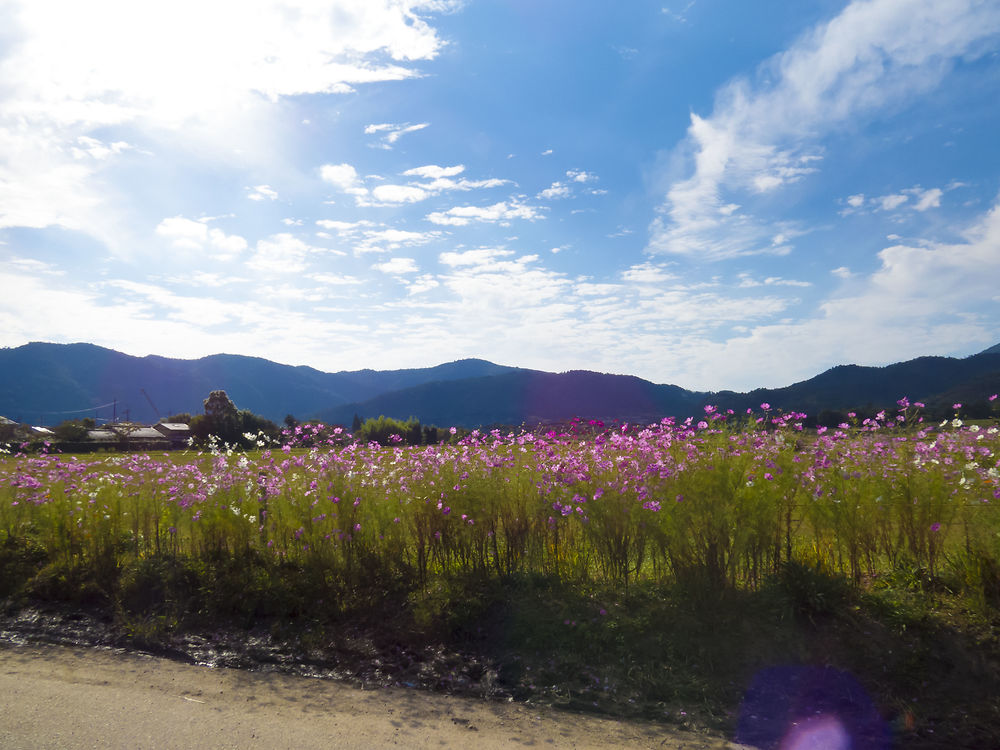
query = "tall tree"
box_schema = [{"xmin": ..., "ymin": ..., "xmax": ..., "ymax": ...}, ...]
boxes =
[{"xmin": 202, "ymin": 390, "xmax": 240, "ymax": 444}]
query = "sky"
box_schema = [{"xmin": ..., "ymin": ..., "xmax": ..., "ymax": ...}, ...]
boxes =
[{"xmin": 1, "ymin": 0, "xmax": 999, "ymax": 392}]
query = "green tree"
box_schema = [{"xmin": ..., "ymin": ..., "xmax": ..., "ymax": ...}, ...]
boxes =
[
  {"xmin": 53, "ymin": 417, "xmax": 95, "ymax": 442},
  {"xmin": 238, "ymin": 409, "xmax": 279, "ymax": 445},
  {"xmin": 202, "ymin": 390, "xmax": 240, "ymax": 444}
]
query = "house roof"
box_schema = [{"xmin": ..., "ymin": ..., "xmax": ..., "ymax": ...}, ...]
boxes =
[{"xmin": 127, "ymin": 427, "xmax": 169, "ymax": 440}]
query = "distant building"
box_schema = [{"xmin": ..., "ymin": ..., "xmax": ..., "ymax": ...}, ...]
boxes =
[
  {"xmin": 153, "ymin": 422, "xmax": 192, "ymax": 447},
  {"xmin": 86, "ymin": 429, "xmax": 119, "ymax": 447},
  {"xmin": 120, "ymin": 426, "xmax": 171, "ymax": 450}
]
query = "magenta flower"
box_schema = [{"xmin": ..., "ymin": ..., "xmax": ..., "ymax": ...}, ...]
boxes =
[{"xmin": 930, "ymin": 522, "xmax": 941, "ymax": 533}]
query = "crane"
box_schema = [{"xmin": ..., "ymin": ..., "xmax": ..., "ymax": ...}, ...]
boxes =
[{"xmin": 140, "ymin": 389, "xmax": 162, "ymax": 422}]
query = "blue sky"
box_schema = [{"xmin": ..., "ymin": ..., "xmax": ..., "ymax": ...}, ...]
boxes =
[{"xmin": 1, "ymin": 0, "xmax": 998, "ymax": 391}]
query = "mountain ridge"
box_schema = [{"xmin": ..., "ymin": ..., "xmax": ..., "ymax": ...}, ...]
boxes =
[{"xmin": 1, "ymin": 342, "xmax": 998, "ymax": 427}]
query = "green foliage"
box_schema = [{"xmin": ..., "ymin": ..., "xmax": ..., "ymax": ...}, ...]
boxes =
[
  {"xmin": 773, "ymin": 559, "xmax": 852, "ymax": 623},
  {"xmin": 52, "ymin": 417, "xmax": 95, "ymax": 442},
  {"xmin": 355, "ymin": 415, "xmax": 434, "ymax": 445},
  {"xmin": 202, "ymin": 390, "xmax": 240, "ymax": 443}
]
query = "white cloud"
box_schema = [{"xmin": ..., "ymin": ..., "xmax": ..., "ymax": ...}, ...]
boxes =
[
  {"xmin": 308, "ymin": 272, "xmax": 364, "ymax": 286},
  {"xmin": 364, "ymin": 122, "xmax": 430, "ymax": 148},
  {"xmin": 247, "ymin": 184, "xmax": 278, "ymax": 201},
  {"xmin": 738, "ymin": 272, "xmax": 811, "ymax": 288},
  {"xmin": 843, "ymin": 186, "xmax": 946, "ymax": 215},
  {"xmin": 538, "ymin": 182, "xmax": 571, "ymax": 200},
  {"xmin": 649, "ymin": 0, "xmax": 1000, "ymax": 260},
  {"xmin": 320, "ymin": 163, "xmax": 364, "ymax": 192},
  {"xmin": 908, "ymin": 187, "xmax": 943, "ymax": 212},
  {"xmin": 0, "ymin": 0, "xmax": 453, "ymax": 241},
  {"xmin": 417, "ymin": 176, "xmax": 510, "ymax": 192},
  {"xmin": 248, "ymin": 233, "xmax": 319, "ymax": 274},
  {"xmin": 621, "ymin": 263, "xmax": 677, "ymax": 285},
  {"xmin": 877, "ymin": 194, "xmax": 908, "ymax": 211},
  {"xmin": 393, "ymin": 164, "xmax": 511, "ymax": 195},
  {"xmin": 831, "ymin": 266, "xmax": 853, "ymax": 279},
  {"xmin": 427, "ymin": 201, "xmax": 544, "ymax": 226},
  {"xmin": 315, "ymin": 219, "xmax": 376, "ymax": 233},
  {"xmin": 155, "ymin": 215, "xmax": 248, "ymax": 259},
  {"xmin": 439, "ymin": 248, "xmax": 515, "ymax": 268},
  {"xmin": 373, "ymin": 257, "xmax": 419, "ymax": 274},
  {"xmin": 566, "ymin": 169, "xmax": 597, "ymax": 183},
  {"xmin": 666, "ymin": 195, "xmax": 1000, "ymax": 389},
  {"xmin": 407, "ymin": 274, "xmax": 440, "ymax": 295},
  {"xmin": 70, "ymin": 136, "xmax": 132, "ymax": 161},
  {"xmin": 402, "ymin": 164, "xmax": 465, "ymax": 179},
  {"xmin": 372, "ymin": 184, "xmax": 430, "ymax": 203}
]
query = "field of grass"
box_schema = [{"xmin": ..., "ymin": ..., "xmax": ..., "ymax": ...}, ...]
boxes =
[{"xmin": 3, "ymin": 403, "xmax": 1000, "ymax": 747}]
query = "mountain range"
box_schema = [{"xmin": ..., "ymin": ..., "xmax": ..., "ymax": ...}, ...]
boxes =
[{"xmin": 1, "ymin": 341, "xmax": 998, "ymax": 428}]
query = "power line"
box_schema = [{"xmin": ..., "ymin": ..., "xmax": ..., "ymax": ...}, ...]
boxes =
[{"xmin": 31, "ymin": 401, "xmax": 119, "ymax": 415}]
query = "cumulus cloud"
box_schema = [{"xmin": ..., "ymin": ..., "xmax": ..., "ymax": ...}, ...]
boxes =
[
  {"xmin": 538, "ymin": 182, "xmax": 571, "ymax": 200},
  {"xmin": 426, "ymin": 201, "xmax": 544, "ymax": 226},
  {"xmin": 620, "ymin": 263, "xmax": 677, "ymax": 285},
  {"xmin": 406, "ymin": 274, "xmax": 440, "ymax": 295},
  {"xmin": 402, "ymin": 164, "xmax": 465, "ymax": 179},
  {"xmin": 155, "ymin": 216, "xmax": 248, "ymax": 259},
  {"xmin": 649, "ymin": 0, "xmax": 1000, "ymax": 260},
  {"xmin": 247, "ymin": 233, "xmax": 320, "ymax": 274},
  {"xmin": 566, "ymin": 169, "xmax": 597, "ymax": 183},
  {"xmin": 320, "ymin": 163, "xmax": 364, "ymax": 192},
  {"xmin": 373, "ymin": 257, "xmax": 419, "ymax": 274},
  {"xmin": 372, "ymin": 184, "xmax": 430, "ymax": 203}
]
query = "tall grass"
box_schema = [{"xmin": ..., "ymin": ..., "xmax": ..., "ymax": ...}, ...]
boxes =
[{"xmin": 2, "ymin": 403, "xmax": 998, "ymax": 610}]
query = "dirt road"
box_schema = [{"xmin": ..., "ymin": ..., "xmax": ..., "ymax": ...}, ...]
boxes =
[{"xmin": 0, "ymin": 643, "xmax": 745, "ymax": 749}]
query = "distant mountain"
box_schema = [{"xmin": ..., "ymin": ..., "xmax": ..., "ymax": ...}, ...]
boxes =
[
  {"xmin": 315, "ymin": 370, "xmax": 706, "ymax": 429},
  {"xmin": 706, "ymin": 353, "xmax": 1000, "ymax": 415},
  {"xmin": 0, "ymin": 343, "xmax": 519, "ymax": 425},
  {"xmin": 1, "ymin": 341, "xmax": 998, "ymax": 429}
]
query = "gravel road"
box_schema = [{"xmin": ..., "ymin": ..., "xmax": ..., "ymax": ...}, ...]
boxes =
[{"xmin": 0, "ymin": 643, "xmax": 747, "ymax": 749}]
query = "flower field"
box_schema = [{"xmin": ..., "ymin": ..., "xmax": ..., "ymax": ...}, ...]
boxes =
[
  {"xmin": 2, "ymin": 401, "xmax": 1000, "ymax": 746},
  {"xmin": 4, "ymin": 403, "xmax": 999, "ymax": 598}
]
